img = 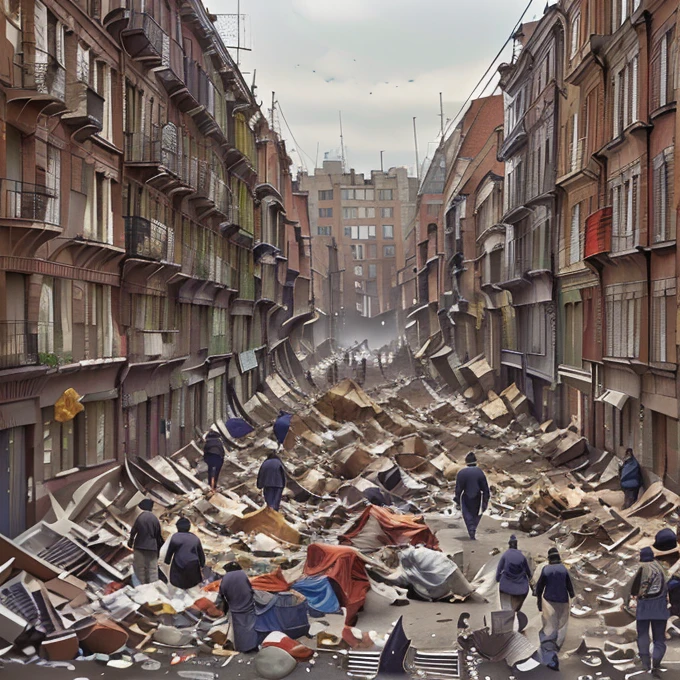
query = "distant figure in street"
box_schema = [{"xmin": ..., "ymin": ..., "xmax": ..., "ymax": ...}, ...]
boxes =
[
  {"xmin": 631, "ymin": 547, "xmax": 669, "ymax": 674},
  {"xmin": 454, "ymin": 451, "xmax": 490, "ymax": 540},
  {"xmin": 621, "ymin": 448, "xmax": 643, "ymax": 509},
  {"xmin": 128, "ymin": 499, "xmax": 163, "ymax": 584},
  {"xmin": 164, "ymin": 518, "xmax": 206, "ymax": 589},
  {"xmin": 273, "ymin": 410, "xmax": 293, "ymax": 446},
  {"xmin": 535, "ymin": 547, "xmax": 575, "ymax": 671},
  {"xmin": 257, "ymin": 451, "xmax": 287, "ymax": 511},
  {"xmin": 218, "ymin": 562, "xmax": 261, "ymax": 652},
  {"xmin": 203, "ymin": 429, "xmax": 226, "ymax": 491},
  {"xmin": 496, "ymin": 534, "xmax": 532, "ymax": 612}
]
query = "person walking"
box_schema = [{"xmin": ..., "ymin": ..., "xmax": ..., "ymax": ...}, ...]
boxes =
[
  {"xmin": 257, "ymin": 451, "xmax": 287, "ymax": 511},
  {"xmin": 496, "ymin": 535, "xmax": 532, "ymax": 612},
  {"xmin": 535, "ymin": 547, "xmax": 575, "ymax": 671},
  {"xmin": 218, "ymin": 562, "xmax": 261, "ymax": 653},
  {"xmin": 128, "ymin": 499, "xmax": 163, "ymax": 584},
  {"xmin": 203, "ymin": 429, "xmax": 226, "ymax": 491},
  {"xmin": 630, "ymin": 547, "xmax": 669, "ymax": 675},
  {"xmin": 621, "ymin": 448, "xmax": 643, "ymax": 509},
  {"xmin": 273, "ymin": 411, "xmax": 292, "ymax": 447},
  {"xmin": 454, "ymin": 452, "xmax": 490, "ymax": 540},
  {"xmin": 164, "ymin": 518, "xmax": 206, "ymax": 589}
]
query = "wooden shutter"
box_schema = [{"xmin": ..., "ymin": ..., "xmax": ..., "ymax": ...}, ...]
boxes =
[
  {"xmin": 570, "ymin": 202, "xmax": 580, "ymax": 264},
  {"xmin": 660, "ymin": 33, "xmax": 668, "ymax": 107},
  {"xmin": 631, "ymin": 55, "xmax": 639, "ymax": 123},
  {"xmin": 667, "ymin": 148, "xmax": 675, "ymax": 240},
  {"xmin": 653, "ymin": 154, "xmax": 664, "ymax": 242}
]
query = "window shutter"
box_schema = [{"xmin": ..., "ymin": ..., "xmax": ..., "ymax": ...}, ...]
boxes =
[
  {"xmin": 653, "ymin": 155, "xmax": 663, "ymax": 242},
  {"xmin": 570, "ymin": 202, "xmax": 580, "ymax": 264},
  {"xmin": 660, "ymin": 33, "xmax": 668, "ymax": 107},
  {"xmin": 631, "ymin": 175, "xmax": 639, "ymax": 243},
  {"xmin": 631, "ymin": 55, "xmax": 639, "ymax": 123},
  {"xmin": 667, "ymin": 148, "xmax": 675, "ymax": 240},
  {"xmin": 570, "ymin": 113, "xmax": 578, "ymax": 171}
]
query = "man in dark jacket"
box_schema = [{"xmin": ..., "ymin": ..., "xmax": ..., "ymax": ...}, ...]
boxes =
[
  {"xmin": 454, "ymin": 452, "xmax": 490, "ymax": 540},
  {"xmin": 535, "ymin": 547, "xmax": 575, "ymax": 671},
  {"xmin": 128, "ymin": 499, "xmax": 163, "ymax": 584},
  {"xmin": 164, "ymin": 518, "xmax": 206, "ymax": 589},
  {"xmin": 631, "ymin": 547, "xmax": 669, "ymax": 674},
  {"xmin": 218, "ymin": 562, "xmax": 261, "ymax": 652},
  {"xmin": 273, "ymin": 411, "xmax": 292, "ymax": 446},
  {"xmin": 621, "ymin": 448, "xmax": 643, "ymax": 509},
  {"xmin": 257, "ymin": 452, "xmax": 287, "ymax": 511},
  {"xmin": 203, "ymin": 430, "xmax": 226, "ymax": 491},
  {"xmin": 496, "ymin": 535, "xmax": 533, "ymax": 612}
]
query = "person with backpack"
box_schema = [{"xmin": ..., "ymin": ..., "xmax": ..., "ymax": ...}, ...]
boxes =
[
  {"xmin": 203, "ymin": 429, "xmax": 226, "ymax": 491},
  {"xmin": 630, "ymin": 547, "xmax": 669, "ymax": 675},
  {"xmin": 535, "ymin": 547, "xmax": 575, "ymax": 671},
  {"xmin": 620, "ymin": 448, "xmax": 643, "ymax": 509}
]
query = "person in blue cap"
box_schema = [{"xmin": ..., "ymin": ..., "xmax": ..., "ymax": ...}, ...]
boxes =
[
  {"xmin": 496, "ymin": 534, "xmax": 533, "ymax": 612},
  {"xmin": 257, "ymin": 451, "xmax": 287, "ymax": 511},
  {"xmin": 454, "ymin": 451, "xmax": 490, "ymax": 540},
  {"xmin": 620, "ymin": 448, "xmax": 643, "ymax": 509},
  {"xmin": 631, "ymin": 547, "xmax": 669, "ymax": 675}
]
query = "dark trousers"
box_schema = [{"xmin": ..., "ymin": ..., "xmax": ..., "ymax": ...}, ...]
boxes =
[
  {"xmin": 623, "ymin": 486, "xmax": 640, "ymax": 509},
  {"xmin": 637, "ymin": 619, "xmax": 667, "ymax": 667},
  {"xmin": 264, "ymin": 486, "xmax": 283, "ymax": 511},
  {"xmin": 461, "ymin": 496, "xmax": 482, "ymax": 539},
  {"xmin": 205, "ymin": 455, "xmax": 223, "ymax": 488}
]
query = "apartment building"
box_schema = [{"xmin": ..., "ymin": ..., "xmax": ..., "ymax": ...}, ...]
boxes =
[
  {"xmin": 300, "ymin": 161, "xmax": 418, "ymax": 346},
  {"xmin": 0, "ymin": 0, "xmax": 314, "ymax": 537}
]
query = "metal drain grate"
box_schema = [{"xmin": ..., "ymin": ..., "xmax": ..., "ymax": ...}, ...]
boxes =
[
  {"xmin": 411, "ymin": 649, "xmax": 460, "ymax": 678},
  {"xmin": 346, "ymin": 650, "xmax": 382, "ymax": 678}
]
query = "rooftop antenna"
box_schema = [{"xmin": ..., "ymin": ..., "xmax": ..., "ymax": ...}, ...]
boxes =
[
  {"xmin": 315, "ymin": 142, "xmax": 320, "ymax": 170},
  {"xmin": 413, "ymin": 117, "xmax": 420, "ymax": 181},
  {"xmin": 339, "ymin": 111, "xmax": 347, "ymax": 172},
  {"xmin": 439, "ymin": 92, "xmax": 445, "ymax": 136}
]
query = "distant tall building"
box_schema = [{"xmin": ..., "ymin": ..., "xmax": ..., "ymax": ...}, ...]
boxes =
[{"xmin": 300, "ymin": 161, "xmax": 418, "ymax": 346}]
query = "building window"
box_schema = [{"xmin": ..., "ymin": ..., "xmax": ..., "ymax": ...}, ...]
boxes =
[
  {"xmin": 344, "ymin": 226, "xmax": 351, "ymax": 237},
  {"xmin": 605, "ymin": 281, "xmax": 644, "ymax": 358},
  {"xmin": 383, "ymin": 225, "xmax": 394, "ymax": 239},
  {"xmin": 652, "ymin": 29, "xmax": 676, "ymax": 110},
  {"xmin": 319, "ymin": 207, "xmax": 333, "ymax": 218},
  {"xmin": 564, "ymin": 301, "xmax": 583, "ymax": 367},
  {"xmin": 383, "ymin": 245, "xmax": 396, "ymax": 258},
  {"xmin": 343, "ymin": 207, "xmax": 357, "ymax": 219},
  {"xmin": 570, "ymin": 12, "xmax": 581, "ymax": 58},
  {"xmin": 609, "ymin": 164, "xmax": 641, "ymax": 252},
  {"xmin": 614, "ymin": 54, "xmax": 639, "ymax": 137},
  {"xmin": 318, "ymin": 189, "xmax": 333, "ymax": 201},
  {"xmin": 42, "ymin": 407, "xmax": 75, "ymax": 480},
  {"xmin": 651, "ymin": 278, "xmax": 676, "ymax": 363},
  {"xmin": 653, "ymin": 148, "xmax": 675, "ymax": 243},
  {"xmin": 368, "ymin": 264, "xmax": 377, "ymax": 278},
  {"xmin": 350, "ymin": 225, "xmax": 376, "ymax": 240},
  {"xmin": 381, "ymin": 207, "xmax": 394, "ymax": 218},
  {"xmin": 341, "ymin": 188, "xmax": 374, "ymax": 201},
  {"xmin": 317, "ymin": 226, "xmax": 331, "ymax": 236},
  {"xmin": 354, "ymin": 265, "xmax": 363, "ymax": 276},
  {"xmin": 569, "ymin": 201, "xmax": 581, "ymax": 265},
  {"xmin": 351, "ymin": 244, "xmax": 364, "ymax": 260},
  {"xmin": 80, "ymin": 400, "xmax": 115, "ymax": 466},
  {"xmin": 378, "ymin": 189, "xmax": 393, "ymax": 201},
  {"xmin": 367, "ymin": 244, "xmax": 377, "ymax": 259},
  {"xmin": 94, "ymin": 60, "xmax": 113, "ymax": 141}
]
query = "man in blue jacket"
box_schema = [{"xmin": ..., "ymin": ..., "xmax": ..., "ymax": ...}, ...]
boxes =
[
  {"xmin": 257, "ymin": 451, "xmax": 287, "ymax": 511},
  {"xmin": 621, "ymin": 448, "xmax": 643, "ymax": 509},
  {"xmin": 496, "ymin": 535, "xmax": 533, "ymax": 612},
  {"xmin": 535, "ymin": 547, "xmax": 575, "ymax": 671},
  {"xmin": 454, "ymin": 452, "xmax": 490, "ymax": 540},
  {"xmin": 164, "ymin": 518, "xmax": 206, "ymax": 589}
]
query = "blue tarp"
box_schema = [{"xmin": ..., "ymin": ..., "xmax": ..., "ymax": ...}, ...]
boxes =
[
  {"xmin": 293, "ymin": 576, "xmax": 341, "ymax": 615},
  {"xmin": 225, "ymin": 417, "xmax": 254, "ymax": 439},
  {"xmin": 254, "ymin": 591, "xmax": 310, "ymax": 639}
]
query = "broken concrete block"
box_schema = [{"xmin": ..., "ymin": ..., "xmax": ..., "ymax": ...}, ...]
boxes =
[
  {"xmin": 463, "ymin": 384, "xmax": 484, "ymax": 403},
  {"xmin": 231, "ymin": 507, "xmax": 301, "ymax": 545},
  {"xmin": 459, "ymin": 355, "xmax": 495, "ymax": 392},
  {"xmin": 42, "ymin": 631, "xmax": 80, "ymax": 661},
  {"xmin": 550, "ymin": 432, "xmax": 587, "ymax": 467},
  {"xmin": 480, "ymin": 395, "xmax": 512, "ymax": 428},
  {"xmin": 332, "ymin": 445, "xmax": 373, "ymax": 479},
  {"xmin": 539, "ymin": 419, "xmax": 556, "ymax": 433},
  {"xmin": 0, "ymin": 602, "xmax": 27, "ymax": 643},
  {"xmin": 500, "ymin": 383, "xmax": 530, "ymax": 416}
]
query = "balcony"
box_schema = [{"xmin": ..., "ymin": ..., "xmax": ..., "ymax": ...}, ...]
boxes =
[
  {"xmin": 125, "ymin": 216, "xmax": 175, "ymax": 262},
  {"xmin": 172, "ymin": 58, "xmax": 220, "ymax": 136},
  {"xmin": 125, "ymin": 126, "xmax": 181, "ymax": 176},
  {"xmin": 7, "ymin": 49, "xmax": 67, "ymax": 128},
  {"xmin": 129, "ymin": 329, "xmax": 186, "ymax": 362},
  {"xmin": 0, "ymin": 320, "xmax": 38, "ymax": 369},
  {"xmin": 193, "ymin": 162, "xmax": 229, "ymax": 218},
  {"xmin": 62, "ymin": 82, "xmax": 105, "ymax": 143},
  {"xmin": 120, "ymin": 11, "xmax": 168, "ymax": 68},
  {"xmin": 501, "ymin": 227, "xmax": 550, "ymax": 287},
  {"xmin": 584, "ymin": 207, "xmax": 612, "ymax": 265},
  {"xmin": 209, "ymin": 334, "xmax": 231, "ymax": 356}
]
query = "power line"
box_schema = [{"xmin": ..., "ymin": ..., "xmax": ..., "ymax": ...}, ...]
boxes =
[{"xmin": 276, "ymin": 101, "xmax": 315, "ymax": 172}]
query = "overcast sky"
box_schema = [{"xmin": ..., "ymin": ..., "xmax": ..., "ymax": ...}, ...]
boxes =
[{"xmin": 210, "ymin": 0, "xmax": 548, "ymax": 176}]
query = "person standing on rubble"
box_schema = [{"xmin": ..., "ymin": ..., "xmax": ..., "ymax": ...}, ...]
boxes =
[
  {"xmin": 620, "ymin": 448, "xmax": 643, "ymax": 509},
  {"xmin": 128, "ymin": 499, "xmax": 164, "ymax": 584},
  {"xmin": 630, "ymin": 547, "xmax": 669, "ymax": 675},
  {"xmin": 496, "ymin": 534, "xmax": 533, "ymax": 612},
  {"xmin": 273, "ymin": 410, "xmax": 293, "ymax": 446},
  {"xmin": 454, "ymin": 451, "xmax": 490, "ymax": 540},
  {"xmin": 203, "ymin": 429, "xmax": 226, "ymax": 492},
  {"xmin": 164, "ymin": 518, "xmax": 206, "ymax": 589},
  {"xmin": 218, "ymin": 562, "xmax": 261, "ymax": 653},
  {"xmin": 257, "ymin": 451, "xmax": 287, "ymax": 511},
  {"xmin": 535, "ymin": 547, "xmax": 574, "ymax": 671}
]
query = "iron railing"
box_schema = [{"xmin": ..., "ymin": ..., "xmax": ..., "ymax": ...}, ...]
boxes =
[
  {"xmin": 0, "ymin": 179, "xmax": 60, "ymax": 225},
  {"xmin": 125, "ymin": 216, "xmax": 175, "ymax": 262},
  {"xmin": 17, "ymin": 48, "xmax": 66, "ymax": 100},
  {"xmin": 0, "ymin": 320, "xmax": 38, "ymax": 368},
  {"xmin": 125, "ymin": 126, "xmax": 180, "ymax": 175}
]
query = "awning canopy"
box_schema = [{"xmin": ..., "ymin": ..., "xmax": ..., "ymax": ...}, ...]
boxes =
[{"xmin": 597, "ymin": 389, "xmax": 629, "ymax": 410}]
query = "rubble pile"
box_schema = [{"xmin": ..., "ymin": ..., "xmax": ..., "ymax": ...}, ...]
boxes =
[{"xmin": 1, "ymin": 348, "xmax": 679, "ymax": 677}]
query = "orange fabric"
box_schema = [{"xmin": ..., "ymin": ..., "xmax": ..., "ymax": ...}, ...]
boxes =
[
  {"xmin": 339, "ymin": 505, "xmax": 440, "ymax": 550},
  {"xmin": 262, "ymin": 634, "xmax": 314, "ymax": 660},
  {"xmin": 303, "ymin": 544, "xmax": 369, "ymax": 626},
  {"xmin": 202, "ymin": 580, "xmax": 221, "ymax": 592},
  {"xmin": 249, "ymin": 567, "xmax": 291, "ymax": 593}
]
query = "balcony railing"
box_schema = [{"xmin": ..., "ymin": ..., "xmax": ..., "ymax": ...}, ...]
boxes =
[
  {"xmin": 0, "ymin": 179, "xmax": 60, "ymax": 225},
  {"xmin": 128, "ymin": 10, "xmax": 166, "ymax": 60},
  {"xmin": 125, "ymin": 126, "xmax": 180, "ymax": 175},
  {"xmin": 505, "ymin": 228, "xmax": 550, "ymax": 281},
  {"xmin": 0, "ymin": 320, "xmax": 38, "ymax": 369},
  {"xmin": 17, "ymin": 49, "xmax": 66, "ymax": 101},
  {"xmin": 196, "ymin": 162, "xmax": 229, "ymax": 214},
  {"xmin": 125, "ymin": 216, "xmax": 175, "ymax": 262},
  {"xmin": 584, "ymin": 207, "xmax": 612, "ymax": 260}
]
